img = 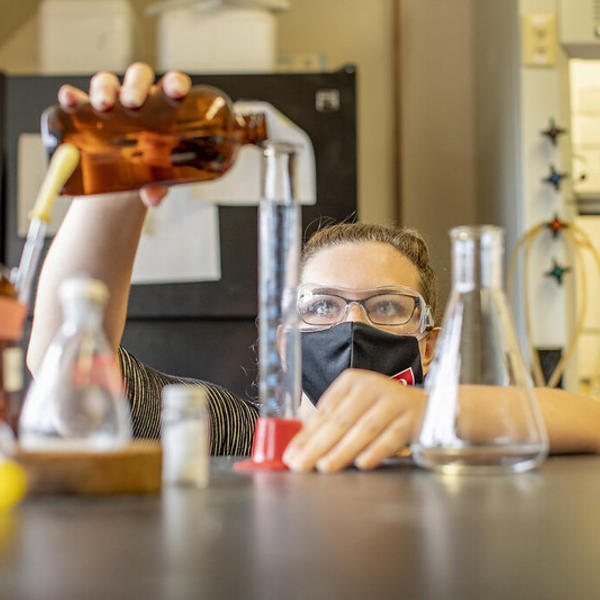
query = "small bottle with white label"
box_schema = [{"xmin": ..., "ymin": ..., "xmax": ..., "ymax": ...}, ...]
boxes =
[{"xmin": 161, "ymin": 384, "xmax": 209, "ymax": 487}]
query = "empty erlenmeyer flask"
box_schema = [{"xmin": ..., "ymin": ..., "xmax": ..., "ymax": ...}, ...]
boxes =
[
  {"xmin": 411, "ymin": 226, "xmax": 548, "ymax": 474},
  {"xmin": 19, "ymin": 277, "xmax": 131, "ymax": 450}
]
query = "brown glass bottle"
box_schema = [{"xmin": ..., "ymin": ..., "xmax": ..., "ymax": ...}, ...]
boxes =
[
  {"xmin": 0, "ymin": 267, "xmax": 27, "ymax": 434},
  {"xmin": 41, "ymin": 85, "xmax": 268, "ymax": 196}
]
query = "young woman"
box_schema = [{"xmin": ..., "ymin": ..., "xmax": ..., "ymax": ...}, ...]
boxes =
[
  {"xmin": 27, "ymin": 64, "xmax": 600, "ymax": 471},
  {"xmin": 284, "ymin": 224, "xmax": 600, "ymax": 472}
]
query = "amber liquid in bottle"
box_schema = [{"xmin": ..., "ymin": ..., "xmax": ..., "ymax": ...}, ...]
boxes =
[
  {"xmin": 41, "ymin": 85, "xmax": 268, "ymax": 196},
  {"xmin": 0, "ymin": 268, "xmax": 25, "ymax": 434}
]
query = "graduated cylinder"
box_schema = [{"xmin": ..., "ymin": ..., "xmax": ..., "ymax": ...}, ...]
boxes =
[{"xmin": 258, "ymin": 142, "xmax": 301, "ymax": 419}]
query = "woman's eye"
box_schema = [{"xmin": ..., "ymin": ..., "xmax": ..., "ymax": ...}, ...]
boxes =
[
  {"xmin": 309, "ymin": 298, "xmax": 338, "ymax": 315},
  {"xmin": 373, "ymin": 301, "xmax": 400, "ymax": 315},
  {"xmin": 370, "ymin": 298, "xmax": 412, "ymax": 319}
]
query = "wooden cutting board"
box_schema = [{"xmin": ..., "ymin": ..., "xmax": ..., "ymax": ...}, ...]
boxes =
[{"xmin": 15, "ymin": 441, "xmax": 162, "ymax": 495}]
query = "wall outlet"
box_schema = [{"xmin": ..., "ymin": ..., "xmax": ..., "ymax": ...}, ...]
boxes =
[{"xmin": 522, "ymin": 13, "xmax": 557, "ymax": 67}]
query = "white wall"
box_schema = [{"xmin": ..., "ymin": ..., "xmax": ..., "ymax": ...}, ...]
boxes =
[
  {"xmin": 277, "ymin": 0, "xmax": 397, "ymax": 226},
  {"xmin": 399, "ymin": 0, "xmax": 477, "ymax": 308}
]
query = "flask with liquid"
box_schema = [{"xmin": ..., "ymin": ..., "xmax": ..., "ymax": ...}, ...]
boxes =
[
  {"xmin": 19, "ymin": 276, "xmax": 131, "ymax": 450},
  {"xmin": 41, "ymin": 85, "xmax": 268, "ymax": 196},
  {"xmin": 411, "ymin": 225, "xmax": 548, "ymax": 474}
]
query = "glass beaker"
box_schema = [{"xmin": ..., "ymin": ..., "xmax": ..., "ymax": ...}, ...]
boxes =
[
  {"xmin": 19, "ymin": 276, "xmax": 132, "ymax": 451},
  {"xmin": 234, "ymin": 141, "xmax": 302, "ymax": 471},
  {"xmin": 411, "ymin": 225, "xmax": 548, "ymax": 474}
]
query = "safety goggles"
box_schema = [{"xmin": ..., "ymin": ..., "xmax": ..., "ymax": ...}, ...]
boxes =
[{"xmin": 297, "ymin": 284, "xmax": 434, "ymax": 337}]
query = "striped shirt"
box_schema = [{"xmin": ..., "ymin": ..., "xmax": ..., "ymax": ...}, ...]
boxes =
[{"xmin": 118, "ymin": 347, "xmax": 259, "ymax": 455}]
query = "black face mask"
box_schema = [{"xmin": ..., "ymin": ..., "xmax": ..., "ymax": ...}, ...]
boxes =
[{"xmin": 300, "ymin": 321, "xmax": 424, "ymax": 406}]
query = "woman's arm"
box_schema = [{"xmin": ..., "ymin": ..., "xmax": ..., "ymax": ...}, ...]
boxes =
[
  {"xmin": 27, "ymin": 193, "xmax": 148, "ymax": 373},
  {"xmin": 283, "ymin": 369, "xmax": 600, "ymax": 473},
  {"xmin": 535, "ymin": 387, "xmax": 600, "ymax": 454},
  {"xmin": 26, "ymin": 63, "xmax": 191, "ymax": 374}
]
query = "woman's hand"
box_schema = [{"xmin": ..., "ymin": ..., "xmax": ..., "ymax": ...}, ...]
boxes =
[
  {"xmin": 283, "ymin": 369, "xmax": 426, "ymax": 473},
  {"xmin": 57, "ymin": 62, "xmax": 192, "ymax": 207}
]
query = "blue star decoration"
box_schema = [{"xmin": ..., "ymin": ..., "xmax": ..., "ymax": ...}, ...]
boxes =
[
  {"xmin": 545, "ymin": 214, "xmax": 568, "ymax": 238},
  {"xmin": 542, "ymin": 165, "xmax": 568, "ymax": 191},
  {"xmin": 545, "ymin": 259, "xmax": 571, "ymax": 285},
  {"xmin": 540, "ymin": 119, "xmax": 567, "ymax": 145}
]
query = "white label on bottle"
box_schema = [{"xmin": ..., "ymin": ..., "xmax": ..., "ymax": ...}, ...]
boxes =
[
  {"xmin": 162, "ymin": 420, "xmax": 209, "ymax": 487},
  {"xmin": 3, "ymin": 347, "xmax": 23, "ymax": 393}
]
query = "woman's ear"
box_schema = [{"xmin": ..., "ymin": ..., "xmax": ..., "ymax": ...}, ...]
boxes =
[{"xmin": 420, "ymin": 327, "xmax": 440, "ymax": 375}]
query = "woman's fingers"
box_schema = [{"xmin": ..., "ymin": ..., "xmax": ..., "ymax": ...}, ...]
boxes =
[
  {"xmin": 317, "ymin": 369, "xmax": 373, "ymax": 416},
  {"xmin": 157, "ymin": 70, "xmax": 192, "ymax": 99},
  {"xmin": 284, "ymin": 371, "xmax": 405, "ymax": 472},
  {"xmin": 315, "ymin": 399, "xmax": 408, "ymax": 473},
  {"xmin": 120, "ymin": 62, "xmax": 156, "ymax": 108},
  {"xmin": 285, "ymin": 392, "xmax": 377, "ymax": 472},
  {"xmin": 140, "ymin": 185, "xmax": 169, "ymax": 207},
  {"xmin": 58, "ymin": 85, "xmax": 90, "ymax": 109},
  {"xmin": 284, "ymin": 370, "xmax": 427, "ymax": 474},
  {"xmin": 60, "ymin": 63, "xmax": 189, "ymax": 113},
  {"xmin": 354, "ymin": 413, "xmax": 414, "ymax": 471},
  {"xmin": 283, "ymin": 370, "xmax": 373, "ymax": 467},
  {"xmin": 89, "ymin": 71, "xmax": 120, "ymax": 111}
]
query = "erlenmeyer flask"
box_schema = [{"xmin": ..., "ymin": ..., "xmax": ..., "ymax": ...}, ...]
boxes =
[
  {"xmin": 19, "ymin": 277, "xmax": 131, "ymax": 450},
  {"xmin": 411, "ymin": 226, "xmax": 548, "ymax": 474}
]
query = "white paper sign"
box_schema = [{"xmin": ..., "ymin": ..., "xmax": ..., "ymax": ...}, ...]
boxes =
[{"xmin": 131, "ymin": 185, "xmax": 221, "ymax": 284}]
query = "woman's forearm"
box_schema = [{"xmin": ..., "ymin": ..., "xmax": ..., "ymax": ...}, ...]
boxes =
[
  {"xmin": 27, "ymin": 192, "xmax": 147, "ymax": 374},
  {"xmin": 534, "ymin": 388, "xmax": 600, "ymax": 454}
]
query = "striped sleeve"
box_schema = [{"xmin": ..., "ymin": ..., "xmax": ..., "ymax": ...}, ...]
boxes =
[{"xmin": 118, "ymin": 347, "xmax": 259, "ymax": 456}]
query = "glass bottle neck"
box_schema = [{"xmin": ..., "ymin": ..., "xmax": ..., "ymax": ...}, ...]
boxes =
[
  {"xmin": 234, "ymin": 113, "xmax": 268, "ymax": 147},
  {"xmin": 62, "ymin": 298, "xmax": 104, "ymax": 329},
  {"xmin": 451, "ymin": 226, "xmax": 503, "ymax": 290}
]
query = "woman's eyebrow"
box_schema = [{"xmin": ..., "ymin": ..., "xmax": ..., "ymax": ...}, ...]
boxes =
[
  {"xmin": 303, "ymin": 286, "xmax": 344, "ymax": 295},
  {"xmin": 303, "ymin": 286, "xmax": 418, "ymax": 297}
]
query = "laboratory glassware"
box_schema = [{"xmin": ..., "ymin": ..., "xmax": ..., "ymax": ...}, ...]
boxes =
[
  {"xmin": 235, "ymin": 141, "xmax": 302, "ymax": 471},
  {"xmin": 19, "ymin": 277, "xmax": 132, "ymax": 450},
  {"xmin": 42, "ymin": 86, "xmax": 267, "ymax": 195},
  {"xmin": 411, "ymin": 225, "xmax": 548, "ymax": 474}
]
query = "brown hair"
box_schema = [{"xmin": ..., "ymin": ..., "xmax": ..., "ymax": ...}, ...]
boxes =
[{"xmin": 301, "ymin": 223, "xmax": 439, "ymax": 322}]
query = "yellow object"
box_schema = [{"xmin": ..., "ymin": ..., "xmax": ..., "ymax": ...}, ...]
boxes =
[
  {"xmin": 0, "ymin": 459, "xmax": 27, "ymax": 511},
  {"xmin": 29, "ymin": 143, "xmax": 80, "ymax": 223},
  {"xmin": 508, "ymin": 221, "xmax": 600, "ymax": 388}
]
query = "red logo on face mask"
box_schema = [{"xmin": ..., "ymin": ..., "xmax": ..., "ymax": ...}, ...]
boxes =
[{"xmin": 391, "ymin": 367, "xmax": 415, "ymax": 386}]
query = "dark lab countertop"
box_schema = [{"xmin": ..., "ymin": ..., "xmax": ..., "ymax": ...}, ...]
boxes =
[{"xmin": 1, "ymin": 455, "xmax": 599, "ymax": 600}]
